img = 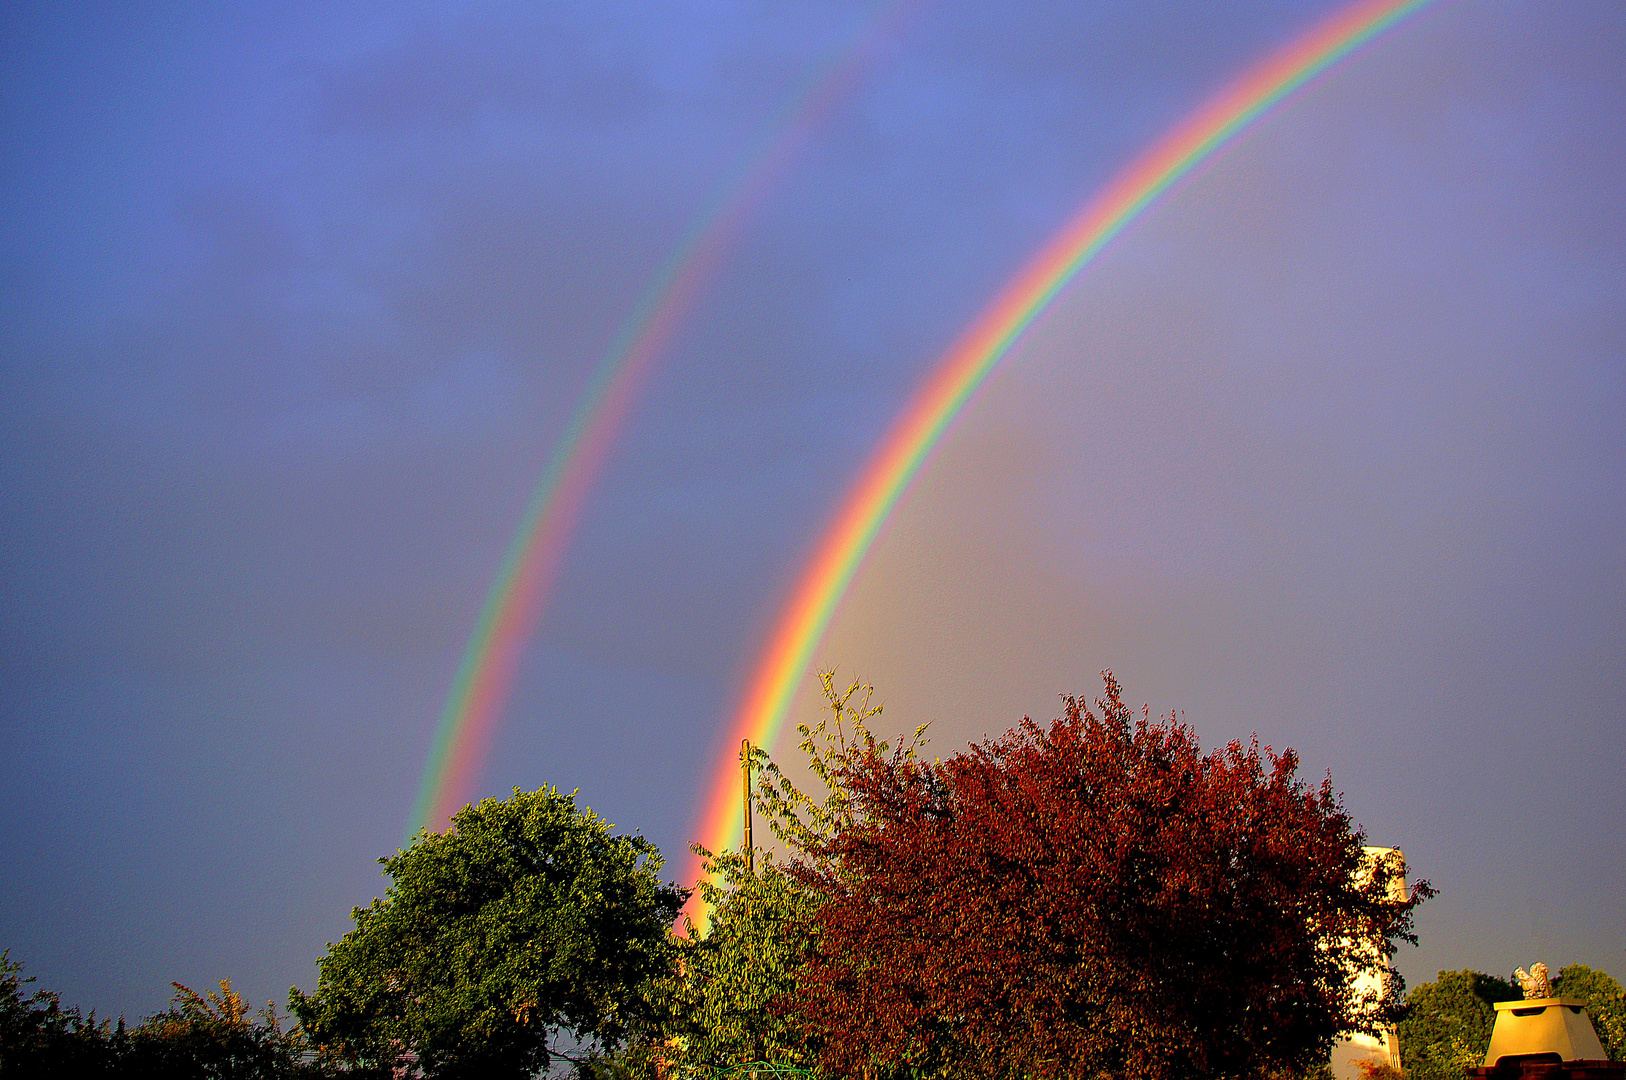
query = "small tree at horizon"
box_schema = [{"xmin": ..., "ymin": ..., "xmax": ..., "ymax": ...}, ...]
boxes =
[
  {"xmin": 0, "ymin": 950, "xmax": 121, "ymax": 1075},
  {"xmin": 124, "ymin": 979, "xmax": 330, "ymax": 1079},
  {"xmin": 1395, "ymin": 964, "xmax": 1624, "ymax": 1076},
  {"xmin": 2, "ymin": 952, "xmax": 332, "ymax": 1078}
]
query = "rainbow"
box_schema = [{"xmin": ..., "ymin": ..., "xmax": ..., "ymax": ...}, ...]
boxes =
[
  {"xmin": 407, "ymin": 0, "xmax": 932, "ymax": 840},
  {"xmin": 687, "ymin": 0, "xmax": 1438, "ymax": 903}
]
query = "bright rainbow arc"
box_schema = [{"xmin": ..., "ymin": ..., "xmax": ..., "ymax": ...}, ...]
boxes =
[
  {"xmin": 407, "ymin": 0, "xmax": 931, "ymax": 841},
  {"xmin": 688, "ymin": 0, "xmax": 1438, "ymax": 905}
]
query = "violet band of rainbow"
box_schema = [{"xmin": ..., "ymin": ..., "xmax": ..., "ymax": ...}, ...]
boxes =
[{"xmin": 687, "ymin": 0, "xmax": 1439, "ymax": 914}]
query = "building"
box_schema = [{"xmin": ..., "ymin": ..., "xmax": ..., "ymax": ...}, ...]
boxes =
[{"xmin": 1329, "ymin": 846, "xmax": 1408, "ymax": 1080}]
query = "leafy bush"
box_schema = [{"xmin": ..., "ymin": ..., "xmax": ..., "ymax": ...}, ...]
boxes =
[
  {"xmin": 1396, "ymin": 969, "xmax": 1521, "ymax": 1080},
  {"xmin": 0, "ymin": 950, "xmax": 120, "ymax": 1075}
]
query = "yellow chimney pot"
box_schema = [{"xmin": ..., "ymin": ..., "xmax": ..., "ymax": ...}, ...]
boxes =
[{"xmin": 1483, "ymin": 997, "xmax": 1609, "ymax": 1066}]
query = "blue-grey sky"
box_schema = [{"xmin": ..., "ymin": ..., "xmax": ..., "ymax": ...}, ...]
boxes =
[{"xmin": 2, "ymin": 1, "xmax": 1621, "ymax": 1020}]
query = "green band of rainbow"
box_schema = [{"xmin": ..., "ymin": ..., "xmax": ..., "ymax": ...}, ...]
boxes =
[{"xmin": 687, "ymin": 0, "xmax": 1438, "ymax": 906}]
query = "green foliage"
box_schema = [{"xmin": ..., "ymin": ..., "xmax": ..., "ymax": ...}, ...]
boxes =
[
  {"xmin": 1396, "ymin": 969, "xmax": 1522, "ymax": 1080},
  {"xmin": 664, "ymin": 675, "xmax": 894, "ymax": 1076},
  {"xmin": 1555, "ymin": 964, "xmax": 1626, "ymax": 1060},
  {"xmin": 749, "ymin": 672, "xmax": 925, "ymax": 857},
  {"xmin": 1397, "ymin": 965, "xmax": 1625, "ymax": 1075},
  {"xmin": 662, "ymin": 674, "xmax": 920, "ymax": 1078},
  {"xmin": 666, "ymin": 846, "xmax": 817, "ymax": 1072},
  {"xmin": 290, "ymin": 785, "xmax": 684, "ymax": 1080}
]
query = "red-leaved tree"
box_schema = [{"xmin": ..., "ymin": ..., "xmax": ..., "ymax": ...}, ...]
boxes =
[{"xmin": 784, "ymin": 674, "xmax": 1429, "ymax": 1080}]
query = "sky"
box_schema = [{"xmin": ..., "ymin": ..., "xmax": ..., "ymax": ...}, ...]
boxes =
[{"xmin": 1, "ymin": 0, "xmax": 1621, "ymax": 1021}]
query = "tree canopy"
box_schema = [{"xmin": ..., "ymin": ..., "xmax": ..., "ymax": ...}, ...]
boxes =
[
  {"xmin": 780, "ymin": 673, "xmax": 1430, "ymax": 1080},
  {"xmin": 9, "ymin": 674, "xmax": 1490, "ymax": 1080},
  {"xmin": 1396, "ymin": 965, "xmax": 1625, "ymax": 1078},
  {"xmin": 290, "ymin": 785, "xmax": 683, "ymax": 1080},
  {"xmin": 121, "ymin": 980, "xmax": 328, "ymax": 1080},
  {"xmin": 0, "ymin": 949, "xmax": 119, "ymax": 1076},
  {"xmin": 1555, "ymin": 965, "xmax": 1626, "ymax": 1061}
]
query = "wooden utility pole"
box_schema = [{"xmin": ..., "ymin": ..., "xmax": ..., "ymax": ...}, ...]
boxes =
[{"xmin": 742, "ymin": 737, "xmax": 754, "ymax": 876}]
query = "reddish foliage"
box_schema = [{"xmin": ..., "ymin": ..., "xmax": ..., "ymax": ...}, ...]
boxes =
[{"xmin": 784, "ymin": 674, "xmax": 1427, "ymax": 1080}]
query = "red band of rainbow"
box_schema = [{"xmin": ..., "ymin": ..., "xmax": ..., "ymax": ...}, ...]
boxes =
[{"xmin": 687, "ymin": 0, "xmax": 1438, "ymax": 908}]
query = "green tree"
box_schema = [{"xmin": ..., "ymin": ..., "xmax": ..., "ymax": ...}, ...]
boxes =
[
  {"xmin": 660, "ymin": 674, "xmax": 915, "ymax": 1078},
  {"xmin": 3, "ymin": 952, "xmax": 334, "ymax": 1078},
  {"xmin": 749, "ymin": 673, "xmax": 923, "ymax": 859},
  {"xmin": 662, "ymin": 676, "xmax": 897, "ymax": 1076},
  {"xmin": 1555, "ymin": 965, "xmax": 1626, "ymax": 1061},
  {"xmin": 291, "ymin": 786, "xmax": 684, "ymax": 1080},
  {"xmin": 665, "ymin": 846, "xmax": 816, "ymax": 1072},
  {"xmin": 1396, "ymin": 970, "xmax": 1521, "ymax": 1080}
]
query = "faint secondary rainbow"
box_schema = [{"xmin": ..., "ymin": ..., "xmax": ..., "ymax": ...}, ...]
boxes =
[
  {"xmin": 407, "ymin": 0, "xmax": 932, "ymax": 841},
  {"xmin": 688, "ymin": 0, "xmax": 1438, "ymax": 900}
]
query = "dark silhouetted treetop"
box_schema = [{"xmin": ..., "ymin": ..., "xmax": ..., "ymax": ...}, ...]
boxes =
[
  {"xmin": 3, "ymin": 954, "xmax": 329, "ymax": 1078},
  {"xmin": 122, "ymin": 979, "xmax": 331, "ymax": 1079},
  {"xmin": 0, "ymin": 949, "xmax": 121, "ymax": 1076}
]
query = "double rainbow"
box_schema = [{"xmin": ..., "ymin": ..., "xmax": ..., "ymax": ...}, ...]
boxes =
[{"xmin": 687, "ymin": 0, "xmax": 1438, "ymax": 899}]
